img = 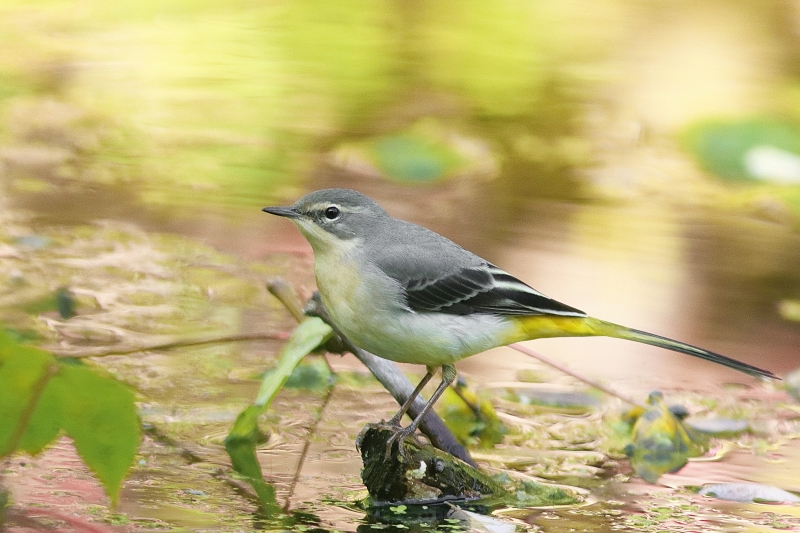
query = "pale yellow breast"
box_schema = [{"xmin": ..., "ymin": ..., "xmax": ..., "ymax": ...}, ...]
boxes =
[
  {"xmin": 315, "ymin": 253, "xmax": 360, "ymax": 311},
  {"xmin": 309, "ymin": 237, "xmax": 365, "ymax": 329}
]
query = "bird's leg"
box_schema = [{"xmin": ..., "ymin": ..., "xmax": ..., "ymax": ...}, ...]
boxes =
[
  {"xmin": 385, "ymin": 364, "xmax": 457, "ymax": 459},
  {"xmin": 356, "ymin": 366, "xmax": 436, "ymax": 451},
  {"xmin": 386, "ymin": 366, "xmax": 436, "ymax": 427}
]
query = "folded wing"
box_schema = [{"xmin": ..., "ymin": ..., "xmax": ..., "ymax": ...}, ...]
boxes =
[{"xmin": 404, "ymin": 263, "xmax": 587, "ymax": 317}]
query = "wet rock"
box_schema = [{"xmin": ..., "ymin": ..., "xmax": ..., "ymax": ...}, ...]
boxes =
[
  {"xmin": 686, "ymin": 417, "xmax": 749, "ymax": 437},
  {"xmin": 698, "ymin": 482, "xmax": 800, "ymax": 504},
  {"xmin": 502, "ymin": 384, "xmax": 600, "ymax": 414},
  {"xmin": 359, "ymin": 425, "xmax": 501, "ymax": 504}
]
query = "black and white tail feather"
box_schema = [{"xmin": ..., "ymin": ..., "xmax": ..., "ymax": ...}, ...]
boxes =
[{"xmin": 401, "ymin": 262, "xmax": 778, "ymax": 380}]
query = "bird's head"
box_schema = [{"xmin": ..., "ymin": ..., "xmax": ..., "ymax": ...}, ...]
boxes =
[{"xmin": 263, "ymin": 188, "xmax": 388, "ymax": 251}]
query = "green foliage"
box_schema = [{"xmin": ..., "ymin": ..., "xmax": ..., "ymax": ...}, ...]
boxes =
[
  {"xmin": 330, "ymin": 119, "xmax": 497, "ymax": 184},
  {"xmin": 477, "ymin": 478, "xmax": 580, "ymax": 508},
  {"xmin": 225, "ymin": 317, "xmax": 332, "ymax": 512},
  {"xmin": 622, "ymin": 392, "xmax": 705, "ymax": 484},
  {"xmin": 224, "ymin": 405, "xmax": 279, "ymax": 514},
  {"xmin": 419, "ymin": 0, "xmax": 548, "ymax": 116},
  {"xmin": 512, "ymin": 480, "xmax": 579, "ymax": 507},
  {"xmin": 282, "ymin": 358, "xmax": 334, "ymax": 391},
  {"xmin": 778, "ymin": 300, "xmax": 800, "ymax": 323},
  {"xmin": 371, "ymin": 133, "xmax": 462, "ymax": 183},
  {"xmin": 252, "ymin": 317, "xmax": 333, "ymax": 407},
  {"xmin": 683, "ymin": 118, "xmax": 800, "ymax": 182},
  {"xmin": 0, "ymin": 330, "xmax": 140, "ymax": 504},
  {"xmin": 0, "ymin": 338, "xmax": 55, "ymax": 456},
  {"xmin": 439, "ymin": 384, "xmax": 505, "ymax": 449}
]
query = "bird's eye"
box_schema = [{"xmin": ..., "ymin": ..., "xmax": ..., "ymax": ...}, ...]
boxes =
[{"xmin": 324, "ymin": 206, "xmax": 341, "ymax": 220}]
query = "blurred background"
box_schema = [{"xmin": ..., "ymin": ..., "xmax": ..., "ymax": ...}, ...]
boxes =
[{"xmin": 2, "ymin": 0, "xmax": 800, "ymax": 389}]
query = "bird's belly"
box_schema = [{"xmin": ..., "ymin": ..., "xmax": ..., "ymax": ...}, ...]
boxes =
[
  {"xmin": 313, "ymin": 253, "xmax": 519, "ymax": 366},
  {"xmin": 333, "ymin": 305, "xmax": 517, "ymax": 366}
]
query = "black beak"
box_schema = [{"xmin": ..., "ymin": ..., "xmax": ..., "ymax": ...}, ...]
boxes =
[{"xmin": 262, "ymin": 206, "xmax": 300, "ymax": 218}]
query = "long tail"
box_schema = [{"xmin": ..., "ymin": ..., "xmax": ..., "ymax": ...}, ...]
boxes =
[
  {"xmin": 601, "ymin": 320, "xmax": 779, "ymax": 380},
  {"xmin": 512, "ymin": 315, "xmax": 779, "ymax": 379}
]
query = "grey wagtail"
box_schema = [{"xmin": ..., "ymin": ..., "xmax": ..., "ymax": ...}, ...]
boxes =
[{"xmin": 264, "ymin": 188, "xmax": 778, "ymax": 451}]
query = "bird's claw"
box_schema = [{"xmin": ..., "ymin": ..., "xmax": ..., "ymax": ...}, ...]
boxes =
[
  {"xmin": 355, "ymin": 421, "xmax": 419, "ymax": 461},
  {"xmin": 355, "ymin": 424, "xmax": 373, "ymax": 452},
  {"xmin": 356, "ymin": 419, "xmax": 402, "ymax": 452},
  {"xmin": 385, "ymin": 413, "xmax": 404, "ymax": 428},
  {"xmin": 383, "ymin": 425, "xmax": 418, "ymax": 461}
]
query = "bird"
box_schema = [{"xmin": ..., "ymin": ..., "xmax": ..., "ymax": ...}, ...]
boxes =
[{"xmin": 263, "ymin": 188, "xmax": 778, "ymax": 454}]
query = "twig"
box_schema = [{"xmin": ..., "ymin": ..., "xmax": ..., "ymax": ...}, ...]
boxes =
[
  {"xmin": 267, "ymin": 279, "xmax": 306, "ymax": 323},
  {"xmin": 267, "ymin": 280, "xmax": 336, "ymax": 375},
  {"xmin": 282, "ymin": 384, "xmax": 335, "ymax": 512},
  {"xmin": 508, "ymin": 343, "xmax": 645, "ymax": 408},
  {"xmin": 266, "ymin": 279, "xmax": 339, "ymax": 511},
  {"xmin": 49, "ymin": 332, "xmax": 288, "ymax": 359}
]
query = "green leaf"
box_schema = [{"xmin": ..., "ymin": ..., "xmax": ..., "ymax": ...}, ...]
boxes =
[
  {"xmin": 225, "ymin": 405, "xmax": 279, "ymax": 513},
  {"xmin": 683, "ymin": 118, "xmax": 800, "ymax": 182},
  {"xmin": 254, "ymin": 317, "xmax": 333, "ymax": 407},
  {"xmin": 47, "ymin": 363, "xmax": 140, "ymax": 504},
  {"xmin": 370, "ymin": 133, "xmax": 462, "ymax": 183},
  {"xmin": 0, "ymin": 331, "xmax": 140, "ymax": 504},
  {"xmin": 0, "ymin": 334, "xmax": 57, "ymax": 456},
  {"xmin": 281, "ymin": 357, "xmax": 333, "ymax": 391},
  {"xmin": 225, "ymin": 317, "xmax": 332, "ymax": 512},
  {"xmin": 439, "ymin": 384, "xmax": 505, "ymax": 449},
  {"xmin": 17, "ymin": 378, "xmax": 61, "ymax": 456}
]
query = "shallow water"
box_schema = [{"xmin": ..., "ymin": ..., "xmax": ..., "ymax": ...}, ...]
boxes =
[{"xmin": 2, "ymin": 0, "xmax": 800, "ymax": 531}]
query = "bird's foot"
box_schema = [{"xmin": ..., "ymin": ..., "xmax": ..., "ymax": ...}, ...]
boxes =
[
  {"xmin": 383, "ymin": 424, "xmax": 420, "ymax": 461},
  {"xmin": 355, "ymin": 419, "xmax": 401, "ymax": 452}
]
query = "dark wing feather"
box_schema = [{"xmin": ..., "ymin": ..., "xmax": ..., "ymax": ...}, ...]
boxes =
[
  {"xmin": 405, "ymin": 266, "xmax": 492, "ymax": 315},
  {"xmin": 367, "ymin": 219, "xmax": 585, "ymax": 318},
  {"xmin": 405, "ymin": 264, "xmax": 586, "ymax": 317}
]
